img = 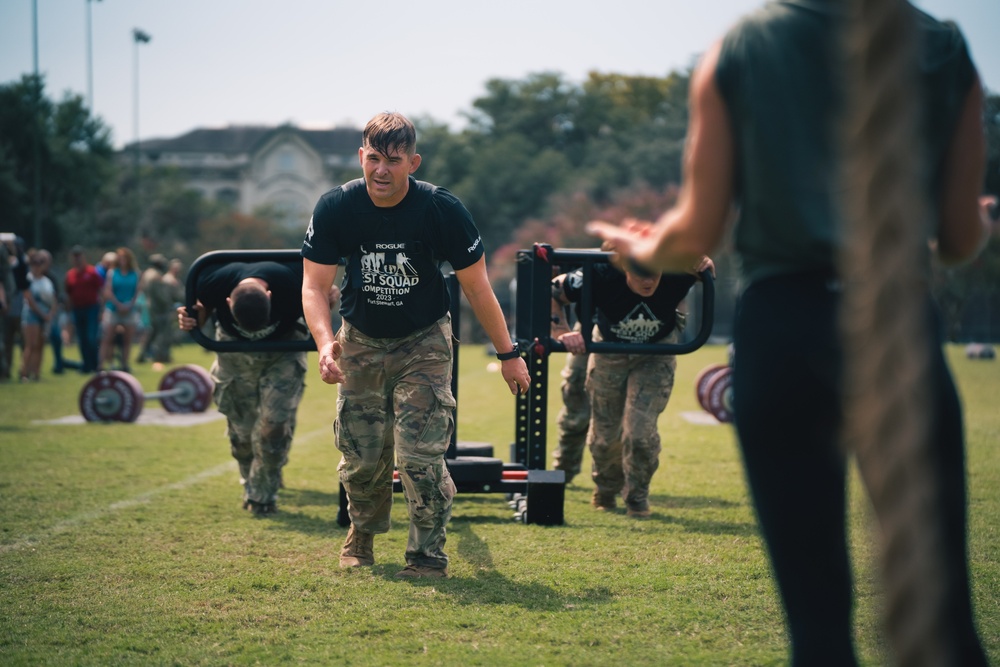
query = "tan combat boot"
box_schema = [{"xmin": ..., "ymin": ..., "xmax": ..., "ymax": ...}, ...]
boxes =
[
  {"xmin": 395, "ymin": 565, "xmax": 449, "ymax": 579},
  {"xmin": 626, "ymin": 502, "xmax": 652, "ymax": 518},
  {"xmin": 339, "ymin": 525, "xmax": 375, "ymax": 568},
  {"xmin": 591, "ymin": 489, "xmax": 618, "ymax": 511}
]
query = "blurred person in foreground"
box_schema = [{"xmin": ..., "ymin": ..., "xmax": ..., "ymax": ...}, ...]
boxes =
[
  {"xmin": 588, "ymin": 2, "xmax": 991, "ymax": 665},
  {"xmin": 301, "ymin": 112, "xmax": 530, "ymax": 579}
]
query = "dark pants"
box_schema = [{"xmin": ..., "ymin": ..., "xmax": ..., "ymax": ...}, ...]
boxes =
[
  {"xmin": 72, "ymin": 304, "xmax": 101, "ymax": 373},
  {"xmin": 732, "ymin": 273, "xmax": 985, "ymax": 667}
]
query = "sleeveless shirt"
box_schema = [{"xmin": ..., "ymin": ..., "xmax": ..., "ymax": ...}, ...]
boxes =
[{"xmin": 715, "ymin": 0, "xmax": 976, "ymax": 285}]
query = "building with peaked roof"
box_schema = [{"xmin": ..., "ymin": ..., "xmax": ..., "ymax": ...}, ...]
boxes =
[{"xmin": 125, "ymin": 124, "xmax": 363, "ymax": 228}]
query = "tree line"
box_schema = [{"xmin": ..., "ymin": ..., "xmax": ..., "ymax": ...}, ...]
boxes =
[{"xmin": 1, "ymin": 70, "xmax": 998, "ymax": 340}]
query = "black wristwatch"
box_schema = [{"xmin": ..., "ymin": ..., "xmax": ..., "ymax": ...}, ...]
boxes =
[{"xmin": 496, "ymin": 342, "xmax": 520, "ymax": 361}]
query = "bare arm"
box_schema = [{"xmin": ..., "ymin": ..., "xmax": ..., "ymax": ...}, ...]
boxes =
[
  {"xmin": 302, "ymin": 258, "xmax": 344, "ymax": 384},
  {"xmin": 588, "ymin": 41, "xmax": 735, "ymax": 271},
  {"xmin": 936, "ymin": 76, "xmax": 990, "ymax": 265},
  {"xmin": 454, "ymin": 255, "xmax": 531, "ymax": 395},
  {"xmin": 23, "ymin": 286, "xmax": 49, "ymax": 320}
]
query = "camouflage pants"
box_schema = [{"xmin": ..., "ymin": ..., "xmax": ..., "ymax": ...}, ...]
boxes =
[
  {"xmin": 586, "ymin": 328, "xmax": 677, "ymax": 509},
  {"xmin": 553, "ymin": 330, "xmax": 590, "ymax": 482},
  {"xmin": 211, "ymin": 326, "xmax": 307, "ymax": 505},
  {"xmin": 144, "ymin": 311, "xmax": 175, "ymax": 363},
  {"xmin": 336, "ymin": 315, "xmax": 456, "ymax": 570}
]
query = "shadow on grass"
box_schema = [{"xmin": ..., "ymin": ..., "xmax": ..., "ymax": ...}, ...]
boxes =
[
  {"xmin": 262, "ymin": 487, "xmax": 343, "ymax": 535},
  {"xmin": 279, "ymin": 487, "xmax": 339, "ymax": 508},
  {"xmin": 558, "ymin": 493, "xmax": 754, "ymax": 536},
  {"xmin": 596, "ymin": 493, "xmax": 755, "ymax": 536},
  {"xmin": 645, "ymin": 511, "xmax": 757, "ymax": 537},
  {"xmin": 382, "ymin": 521, "xmax": 613, "ymax": 611},
  {"xmin": 651, "ymin": 494, "xmax": 741, "ymax": 510}
]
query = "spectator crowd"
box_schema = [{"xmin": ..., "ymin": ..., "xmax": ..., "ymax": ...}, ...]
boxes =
[{"xmin": 0, "ymin": 235, "xmax": 185, "ymax": 383}]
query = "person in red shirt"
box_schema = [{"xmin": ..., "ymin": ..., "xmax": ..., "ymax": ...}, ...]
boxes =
[{"xmin": 64, "ymin": 246, "xmax": 103, "ymax": 373}]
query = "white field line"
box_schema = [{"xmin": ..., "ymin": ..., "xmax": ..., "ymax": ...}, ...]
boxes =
[{"xmin": 0, "ymin": 425, "xmax": 333, "ymax": 554}]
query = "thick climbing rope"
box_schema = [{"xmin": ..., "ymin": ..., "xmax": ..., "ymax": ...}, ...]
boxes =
[{"xmin": 839, "ymin": 0, "xmax": 951, "ymax": 664}]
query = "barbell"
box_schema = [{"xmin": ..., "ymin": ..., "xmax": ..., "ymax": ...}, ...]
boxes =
[
  {"xmin": 695, "ymin": 363, "xmax": 733, "ymax": 423},
  {"xmin": 78, "ymin": 365, "xmax": 215, "ymax": 423}
]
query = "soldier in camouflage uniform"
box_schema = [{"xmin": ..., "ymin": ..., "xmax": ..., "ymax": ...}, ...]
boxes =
[
  {"xmin": 301, "ymin": 112, "xmax": 530, "ymax": 579},
  {"xmin": 139, "ymin": 254, "xmax": 175, "ymax": 364},
  {"xmin": 553, "ymin": 251, "xmax": 712, "ymax": 517},
  {"xmin": 550, "ymin": 318, "xmax": 590, "ymax": 484},
  {"xmin": 177, "ymin": 260, "xmax": 314, "ymax": 516}
]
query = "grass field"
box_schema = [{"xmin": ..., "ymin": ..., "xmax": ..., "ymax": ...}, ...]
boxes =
[{"xmin": 1, "ymin": 342, "xmax": 997, "ymax": 666}]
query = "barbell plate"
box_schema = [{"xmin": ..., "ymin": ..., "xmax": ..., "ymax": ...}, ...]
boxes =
[
  {"xmin": 705, "ymin": 366, "xmax": 734, "ymax": 423},
  {"xmin": 158, "ymin": 365, "xmax": 215, "ymax": 414},
  {"xmin": 695, "ymin": 364, "xmax": 728, "ymax": 413},
  {"xmin": 79, "ymin": 371, "xmax": 145, "ymax": 422}
]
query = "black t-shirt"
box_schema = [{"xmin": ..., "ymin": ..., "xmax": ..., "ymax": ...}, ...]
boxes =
[
  {"xmin": 560, "ymin": 263, "xmax": 697, "ymax": 344},
  {"xmin": 301, "ymin": 176, "xmax": 484, "ymax": 338},
  {"xmin": 196, "ymin": 261, "xmax": 304, "ymax": 340}
]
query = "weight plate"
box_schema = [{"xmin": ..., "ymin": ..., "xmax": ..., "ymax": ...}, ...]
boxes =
[
  {"xmin": 705, "ymin": 366, "xmax": 734, "ymax": 423},
  {"xmin": 159, "ymin": 365, "xmax": 214, "ymax": 413},
  {"xmin": 79, "ymin": 371, "xmax": 145, "ymax": 422},
  {"xmin": 695, "ymin": 364, "xmax": 728, "ymax": 413}
]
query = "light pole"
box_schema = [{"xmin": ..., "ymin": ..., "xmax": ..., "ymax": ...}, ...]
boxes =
[
  {"xmin": 86, "ymin": 0, "xmax": 102, "ymax": 111},
  {"xmin": 132, "ymin": 28, "xmax": 151, "ymax": 224},
  {"xmin": 32, "ymin": 0, "xmax": 42, "ymax": 247}
]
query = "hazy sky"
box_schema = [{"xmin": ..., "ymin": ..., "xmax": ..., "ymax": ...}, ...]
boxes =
[{"xmin": 1, "ymin": 0, "xmax": 997, "ymax": 149}]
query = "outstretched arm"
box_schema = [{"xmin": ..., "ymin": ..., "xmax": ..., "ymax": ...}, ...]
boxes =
[
  {"xmin": 936, "ymin": 77, "xmax": 990, "ymax": 265},
  {"xmin": 454, "ymin": 255, "xmax": 531, "ymax": 396}
]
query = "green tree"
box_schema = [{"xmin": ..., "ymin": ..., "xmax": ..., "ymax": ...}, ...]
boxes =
[
  {"xmin": 422, "ymin": 70, "xmax": 692, "ymax": 259},
  {"xmin": 141, "ymin": 167, "xmax": 221, "ymax": 248},
  {"xmin": 0, "ymin": 75, "xmax": 115, "ymax": 250},
  {"xmin": 466, "ymin": 72, "xmax": 588, "ymax": 159}
]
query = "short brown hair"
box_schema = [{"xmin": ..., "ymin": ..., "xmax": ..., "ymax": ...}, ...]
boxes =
[
  {"xmin": 363, "ymin": 112, "xmax": 416, "ymax": 157},
  {"xmin": 230, "ymin": 283, "xmax": 270, "ymax": 332}
]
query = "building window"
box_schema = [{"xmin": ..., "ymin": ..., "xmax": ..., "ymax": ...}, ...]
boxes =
[{"xmin": 277, "ymin": 149, "xmax": 296, "ymax": 172}]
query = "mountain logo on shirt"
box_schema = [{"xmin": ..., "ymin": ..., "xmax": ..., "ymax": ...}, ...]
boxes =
[{"xmin": 610, "ymin": 303, "xmax": 663, "ymax": 343}]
